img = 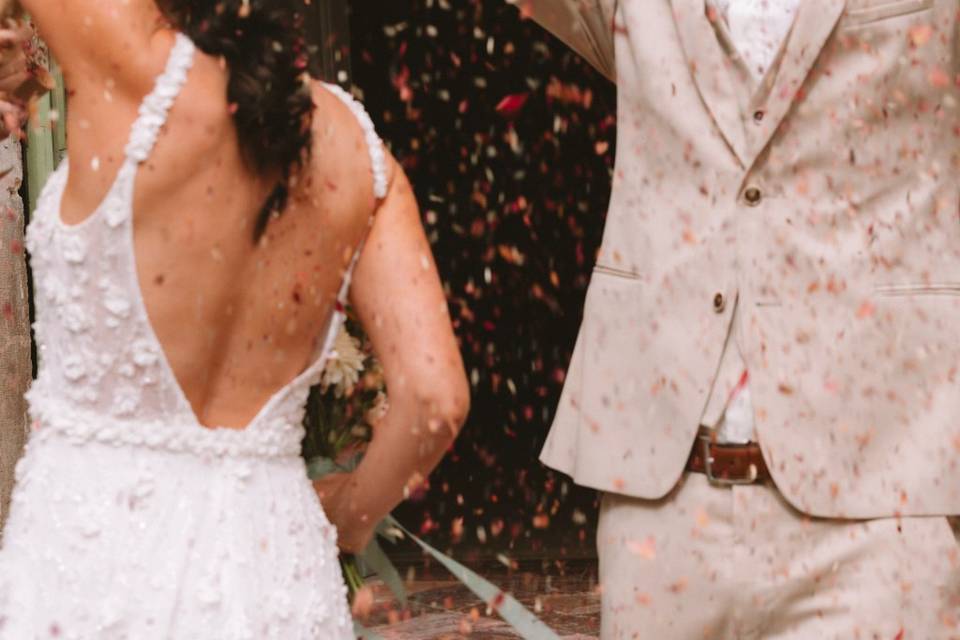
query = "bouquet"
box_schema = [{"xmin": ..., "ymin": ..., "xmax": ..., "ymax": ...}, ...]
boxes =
[
  {"xmin": 1, "ymin": 4, "xmax": 56, "ymax": 112},
  {"xmin": 303, "ymin": 316, "xmax": 559, "ymax": 638},
  {"xmin": 301, "ymin": 315, "xmax": 408, "ymax": 607}
]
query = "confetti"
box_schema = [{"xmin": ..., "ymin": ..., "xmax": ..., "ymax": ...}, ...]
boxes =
[
  {"xmin": 351, "ymin": 0, "xmax": 614, "ymax": 556},
  {"xmin": 495, "ymin": 92, "xmax": 530, "ymax": 118}
]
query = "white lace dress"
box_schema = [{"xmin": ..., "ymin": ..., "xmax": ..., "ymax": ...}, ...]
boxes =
[{"xmin": 0, "ymin": 33, "xmax": 387, "ymax": 640}]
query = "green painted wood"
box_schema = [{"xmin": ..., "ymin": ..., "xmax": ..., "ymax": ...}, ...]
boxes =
[
  {"xmin": 25, "ymin": 64, "xmax": 65, "ymax": 213},
  {"xmin": 50, "ymin": 62, "xmax": 67, "ymax": 163}
]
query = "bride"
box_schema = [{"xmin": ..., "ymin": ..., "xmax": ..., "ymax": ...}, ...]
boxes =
[{"xmin": 0, "ymin": 0, "xmax": 469, "ymax": 637}]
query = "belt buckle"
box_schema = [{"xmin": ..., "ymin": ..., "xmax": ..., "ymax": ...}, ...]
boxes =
[{"xmin": 699, "ymin": 434, "xmax": 759, "ymax": 486}]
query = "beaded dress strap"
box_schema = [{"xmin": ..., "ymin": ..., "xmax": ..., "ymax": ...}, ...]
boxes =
[
  {"xmin": 285, "ymin": 86, "xmax": 388, "ymax": 385},
  {"xmin": 321, "ymin": 83, "xmax": 388, "ymax": 310},
  {"xmin": 323, "ymin": 83, "xmax": 389, "ymax": 200},
  {"xmin": 124, "ymin": 33, "xmax": 196, "ymax": 165}
]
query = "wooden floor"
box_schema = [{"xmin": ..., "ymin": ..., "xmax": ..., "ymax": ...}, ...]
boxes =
[{"xmin": 360, "ymin": 559, "xmax": 600, "ymax": 639}]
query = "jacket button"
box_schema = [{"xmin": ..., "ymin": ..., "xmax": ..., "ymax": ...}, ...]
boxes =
[
  {"xmin": 713, "ymin": 293, "xmax": 726, "ymax": 313},
  {"xmin": 744, "ymin": 187, "xmax": 762, "ymax": 206},
  {"xmin": 753, "ymin": 109, "xmax": 765, "ymax": 123}
]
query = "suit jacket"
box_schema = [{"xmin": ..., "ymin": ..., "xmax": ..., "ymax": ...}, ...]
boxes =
[{"xmin": 525, "ymin": 0, "xmax": 960, "ymax": 518}]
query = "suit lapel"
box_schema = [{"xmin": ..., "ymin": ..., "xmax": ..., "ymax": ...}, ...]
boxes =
[
  {"xmin": 746, "ymin": 0, "xmax": 847, "ymax": 168},
  {"xmin": 672, "ymin": 0, "xmax": 749, "ymax": 167}
]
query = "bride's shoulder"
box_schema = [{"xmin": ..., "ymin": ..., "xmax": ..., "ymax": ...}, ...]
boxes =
[
  {"xmin": 307, "ymin": 81, "xmax": 387, "ymax": 193},
  {"xmin": 309, "ymin": 82, "xmax": 378, "ymax": 140},
  {"xmin": 288, "ymin": 80, "xmax": 394, "ymax": 247}
]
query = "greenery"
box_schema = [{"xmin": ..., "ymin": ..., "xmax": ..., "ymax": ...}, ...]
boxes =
[{"xmin": 300, "ymin": 315, "xmax": 407, "ymax": 606}]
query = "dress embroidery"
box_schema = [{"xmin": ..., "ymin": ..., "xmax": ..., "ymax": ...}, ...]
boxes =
[{"xmin": 0, "ymin": 32, "xmax": 386, "ymax": 639}]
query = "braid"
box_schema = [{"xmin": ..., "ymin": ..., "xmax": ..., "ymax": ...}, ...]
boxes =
[{"xmin": 158, "ymin": 0, "xmax": 314, "ymax": 240}]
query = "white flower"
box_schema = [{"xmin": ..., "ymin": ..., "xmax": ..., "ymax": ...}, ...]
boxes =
[
  {"xmin": 62, "ymin": 354, "xmax": 86, "ymax": 382},
  {"xmin": 43, "ymin": 273, "xmax": 67, "ymax": 304},
  {"xmin": 131, "ymin": 339, "xmax": 159, "ymax": 367},
  {"xmin": 103, "ymin": 286, "xmax": 131, "ymax": 318},
  {"xmin": 321, "ymin": 326, "xmax": 365, "ymax": 397},
  {"xmin": 365, "ymin": 391, "xmax": 389, "ymax": 425},
  {"xmin": 111, "ymin": 385, "xmax": 140, "ymax": 416},
  {"xmin": 60, "ymin": 234, "xmax": 87, "ymax": 264},
  {"xmin": 104, "ymin": 195, "xmax": 129, "ymax": 228},
  {"xmin": 60, "ymin": 303, "xmax": 91, "ymax": 333}
]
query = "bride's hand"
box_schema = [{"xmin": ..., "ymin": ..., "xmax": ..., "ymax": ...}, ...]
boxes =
[
  {"xmin": 313, "ymin": 472, "xmax": 378, "ymax": 554},
  {"xmin": 0, "ymin": 21, "xmax": 52, "ymax": 138}
]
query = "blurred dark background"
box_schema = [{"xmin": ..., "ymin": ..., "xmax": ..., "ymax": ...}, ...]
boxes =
[{"xmin": 314, "ymin": 0, "xmax": 617, "ymax": 562}]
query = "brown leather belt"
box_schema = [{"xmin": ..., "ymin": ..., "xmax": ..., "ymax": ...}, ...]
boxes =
[{"xmin": 685, "ymin": 428, "xmax": 771, "ymax": 485}]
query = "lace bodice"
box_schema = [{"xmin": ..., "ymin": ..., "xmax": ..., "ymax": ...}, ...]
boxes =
[{"xmin": 24, "ymin": 33, "xmax": 387, "ymax": 460}]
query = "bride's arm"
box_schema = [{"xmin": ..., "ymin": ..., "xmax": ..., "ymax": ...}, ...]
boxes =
[
  {"xmin": 0, "ymin": 21, "xmax": 52, "ymax": 136},
  {"xmin": 317, "ymin": 154, "xmax": 470, "ymax": 554},
  {"xmin": 21, "ymin": 0, "xmax": 161, "ymax": 91}
]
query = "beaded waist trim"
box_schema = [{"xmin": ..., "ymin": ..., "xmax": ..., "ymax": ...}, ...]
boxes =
[{"xmin": 28, "ymin": 402, "xmax": 304, "ymax": 460}]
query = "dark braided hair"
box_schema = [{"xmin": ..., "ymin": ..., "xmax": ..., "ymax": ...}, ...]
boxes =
[{"xmin": 156, "ymin": 0, "xmax": 314, "ymax": 240}]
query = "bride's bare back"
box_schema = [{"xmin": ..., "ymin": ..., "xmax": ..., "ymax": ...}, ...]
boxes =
[
  {"xmin": 27, "ymin": 0, "xmax": 468, "ymax": 550},
  {"xmin": 35, "ymin": 9, "xmax": 395, "ymax": 429}
]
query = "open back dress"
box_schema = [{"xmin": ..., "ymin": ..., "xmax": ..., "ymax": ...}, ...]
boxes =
[{"xmin": 0, "ymin": 32, "xmax": 388, "ymax": 639}]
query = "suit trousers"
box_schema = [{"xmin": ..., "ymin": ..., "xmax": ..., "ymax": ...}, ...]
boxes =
[{"xmin": 597, "ymin": 474, "xmax": 960, "ymax": 639}]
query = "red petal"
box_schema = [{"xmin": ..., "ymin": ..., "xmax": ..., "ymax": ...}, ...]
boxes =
[{"xmin": 495, "ymin": 93, "xmax": 530, "ymax": 118}]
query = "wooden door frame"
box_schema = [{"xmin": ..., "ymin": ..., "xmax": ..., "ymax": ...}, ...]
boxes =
[
  {"xmin": 306, "ymin": 0, "xmax": 352, "ymax": 84},
  {"xmin": 25, "ymin": 52, "xmax": 66, "ymax": 213}
]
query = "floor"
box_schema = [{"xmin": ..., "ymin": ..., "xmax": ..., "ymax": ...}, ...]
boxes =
[{"xmin": 360, "ymin": 559, "xmax": 600, "ymax": 639}]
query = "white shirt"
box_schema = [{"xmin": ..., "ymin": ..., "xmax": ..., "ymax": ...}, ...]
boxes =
[
  {"xmin": 710, "ymin": 0, "xmax": 801, "ymax": 443},
  {"xmin": 713, "ymin": 0, "xmax": 802, "ymax": 81}
]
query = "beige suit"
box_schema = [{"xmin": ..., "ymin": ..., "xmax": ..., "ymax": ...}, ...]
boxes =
[
  {"xmin": 529, "ymin": 0, "xmax": 960, "ymax": 519},
  {"xmin": 518, "ymin": 0, "xmax": 960, "ymax": 635}
]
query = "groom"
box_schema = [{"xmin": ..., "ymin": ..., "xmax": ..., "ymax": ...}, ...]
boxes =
[{"xmin": 512, "ymin": 0, "xmax": 960, "ymax": 636}]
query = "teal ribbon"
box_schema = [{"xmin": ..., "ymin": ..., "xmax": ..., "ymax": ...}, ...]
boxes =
[
  {"xmin": 387, "ymin": 516, "xmax": 561, "ymax": 640},
  {"xmin": 354, "ymin": 621, "xmax": 387, "ymax": 640},
  {"xmin": 309, "ymin": 458, "xmax": 560, "ymax": 639}
]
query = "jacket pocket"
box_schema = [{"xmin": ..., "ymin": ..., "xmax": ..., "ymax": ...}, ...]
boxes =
[
  {"xmin": 577, "ymin": 269, "xmax": 644, "ymax": 429},
  {"xmin": 593, "ymin": 263, "xmax": 641, "ymax": 280},
  {"xmin": 841, "ymin": 0, "xmax": 933, "ymax": 29},
  {"xmin": 873, "ymin": 283, "xmax": 960, "ymax": 297}
]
